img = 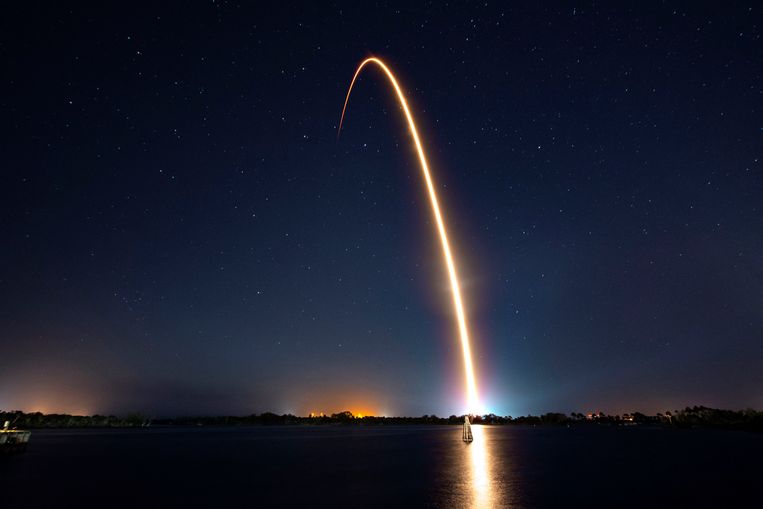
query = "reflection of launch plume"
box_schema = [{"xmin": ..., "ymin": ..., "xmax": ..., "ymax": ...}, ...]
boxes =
[{"xmin": 338, "ymin": 57, "xmax": 479, "ymax": 412}]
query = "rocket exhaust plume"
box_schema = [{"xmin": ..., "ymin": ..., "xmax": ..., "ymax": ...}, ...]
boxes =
[{"xmin": 338, "ymin": 57, "xmax": 479, "ymax": 413}]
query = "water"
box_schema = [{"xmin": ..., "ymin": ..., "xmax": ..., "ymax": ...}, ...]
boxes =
[{"xmin": 3, "ymin": 425, "xmax": 760, "ymax": 507}]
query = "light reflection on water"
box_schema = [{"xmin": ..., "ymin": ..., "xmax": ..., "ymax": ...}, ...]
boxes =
[
  {"xmin": 439, "ymin": 424, "xmax": 515, "ymax": 508},
  {"xmin": 469, "ymin": 425, "xmax": 490, "ymax": 507},
  {"xmin": 467, "ymin": 425, "xmax": 509, "ymax": 508}
]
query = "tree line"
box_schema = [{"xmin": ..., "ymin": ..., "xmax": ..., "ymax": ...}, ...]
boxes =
[{"xmin": 2, "ymin": 406, "xmax": 760, "ymax": 432}]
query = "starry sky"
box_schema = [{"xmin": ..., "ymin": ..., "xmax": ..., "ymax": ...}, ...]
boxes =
[{"xmin": 1, "ymin": 3, "xmax": 761, "ymax": 418}]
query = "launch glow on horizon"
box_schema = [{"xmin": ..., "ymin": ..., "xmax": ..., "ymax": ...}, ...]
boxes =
[{"xmin": 338, "ymin": 57, "xmax": 480, "ymax": 413}]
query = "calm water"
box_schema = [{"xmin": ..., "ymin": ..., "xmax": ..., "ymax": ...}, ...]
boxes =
[{"xmin": 3, "ymin": 425, "xmax": 760, "ymax": 507}]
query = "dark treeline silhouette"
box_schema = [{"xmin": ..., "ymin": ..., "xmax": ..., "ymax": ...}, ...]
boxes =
[
  {"xmin": 2, "ymin": 406, "xmax": 761, "ymax": 432},
  {"xmin": 0, "ymin": 411, "xmax": 148, "ymax": 428}
]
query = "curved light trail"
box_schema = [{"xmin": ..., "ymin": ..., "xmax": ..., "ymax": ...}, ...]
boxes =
[{"xmin": 338, "ymin": 57, "xmax": 479, "ymax": 412}]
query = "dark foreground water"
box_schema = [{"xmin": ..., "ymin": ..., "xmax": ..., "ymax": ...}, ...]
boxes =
[{"xmin": 3, "ymin": 425, "xmax": 760, "ymax": 508}]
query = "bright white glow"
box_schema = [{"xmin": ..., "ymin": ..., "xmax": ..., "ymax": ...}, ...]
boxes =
[{"xmin": 339, "ymin": 57, "xmax": 479, "ymax": 411}]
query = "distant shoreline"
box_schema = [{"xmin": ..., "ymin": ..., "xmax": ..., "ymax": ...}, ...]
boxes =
[{"xmin": 3, "ymin": 406, "xmax": 761, "ymax": 432}]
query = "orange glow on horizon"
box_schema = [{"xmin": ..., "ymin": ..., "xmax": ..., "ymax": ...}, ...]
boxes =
[
  {"xmin": 306, "ymin": 405, "xmax": 377, "ymax": 418},
  {"xmin": 338, "ymin": 57, "xmax": 480, "ymax": 412}
]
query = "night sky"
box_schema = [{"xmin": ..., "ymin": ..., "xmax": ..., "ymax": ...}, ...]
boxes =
[{"xmin": 2, "ymin": 3, "xmax": 761, "ymax": 418}]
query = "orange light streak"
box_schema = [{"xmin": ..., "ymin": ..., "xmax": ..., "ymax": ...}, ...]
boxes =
[{"xmin": 338, "ymin": 57, "xmax": 479, "ymax": 412}]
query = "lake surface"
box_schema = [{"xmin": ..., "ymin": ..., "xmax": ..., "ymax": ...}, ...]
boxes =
[{"xmin": 3, "ymin": 425, "xmax": 760, "ymax": 507}]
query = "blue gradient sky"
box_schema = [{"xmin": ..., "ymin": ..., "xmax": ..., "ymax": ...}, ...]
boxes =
[{"xmin": 1, "ymin": 3, "xmax": 761, "ymax": 417}]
